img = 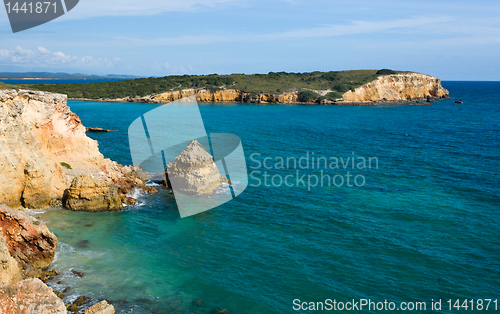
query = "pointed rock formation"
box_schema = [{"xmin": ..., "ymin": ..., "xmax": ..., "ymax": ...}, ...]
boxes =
[{"xmin": 166, "ymin": 140, "xmax": 227, "ymax": 196}]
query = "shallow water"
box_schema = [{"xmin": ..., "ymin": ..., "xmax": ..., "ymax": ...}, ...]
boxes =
[{"xmin": 40, "ymin": 82, "xmax": 500, "ymax": 313}]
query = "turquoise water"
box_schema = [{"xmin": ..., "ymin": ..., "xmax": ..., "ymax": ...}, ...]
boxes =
[{"xmin": 40, "ymin": 82, "xmax": 500, "ymax": 313}]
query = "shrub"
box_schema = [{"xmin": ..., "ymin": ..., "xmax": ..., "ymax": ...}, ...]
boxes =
[
  {"xmin": 324, "ymin": 92, "xmax": 343, "ymax": 101},
  {"xmin": 376, "ymin": 69, "xmax": 396, "ymax": 75},
  {"xmin": 298, "ymin": 90, "xmax": 319, "ymax": 102},
  {"xmin": 60, "ymin": 162, "xmax": 72, "ymax": 170},
  {"xmin": 333, "ymin": 84, "xmax": 350, "ymax": 93}
]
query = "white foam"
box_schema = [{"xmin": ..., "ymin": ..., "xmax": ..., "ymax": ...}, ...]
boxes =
[
  {"xmin": 25, "ymin": 208, "xmax": 46, "ymax": 216},
  {"xmin": 126, "ymin": 188, "xmax": 144, "ymax": 199}
]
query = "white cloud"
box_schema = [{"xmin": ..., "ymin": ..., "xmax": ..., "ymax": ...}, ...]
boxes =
[
  {"xmin": 59, "ymin": 0, "xmax": 245, "ymax": 20},
  {"xmin": 99, "ymin": 16, "xmax": 456, "ymax": 46},
  {"xmin": 0, "ymin": 46, "xmax": 121, "ymax": 68},
  {"xmin": 92, "ymin": 15, "xmax": 500, "ymax": 50}
]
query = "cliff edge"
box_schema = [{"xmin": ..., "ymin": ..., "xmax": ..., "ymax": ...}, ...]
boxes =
[{"xmin": 342, "ymin": 73, "xmax": 449, "ymax": 102}]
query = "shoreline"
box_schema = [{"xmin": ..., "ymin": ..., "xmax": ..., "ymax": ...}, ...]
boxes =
[{"xmin": 68, "ymin": 97, "xmax": 446, "ymax": 106}]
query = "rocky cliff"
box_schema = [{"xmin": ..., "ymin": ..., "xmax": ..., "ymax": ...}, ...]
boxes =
[
  {"xmin": 0, "ymin": 89, "xmax": 148, "ymax": 210},
  {"xmin": 152, "ymin": 89, "xmax": 299, "ymax": 104},
  {"xmin": 342, "ymin": 73, "xmax": 449, "ymax": 102}
]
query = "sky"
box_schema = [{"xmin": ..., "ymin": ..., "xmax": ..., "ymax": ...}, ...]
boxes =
[{"xmin": 0, "ymin": 0, "xmax": 499, "ymax": 80}]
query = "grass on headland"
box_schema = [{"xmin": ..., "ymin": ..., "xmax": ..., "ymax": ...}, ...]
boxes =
[{"xmin": 27, "ymin": 69, "xmax": 404, "ymax": 100}]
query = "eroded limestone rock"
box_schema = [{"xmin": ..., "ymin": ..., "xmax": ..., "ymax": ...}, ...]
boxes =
[
  {"xmin": 342, "ymin": 73, "xmax": 449, "ymax": 102},
  {"xmin": 64, "ymin": 175, "xmax": 123, "ymax": 212},
  {"xmin": 0, "ymin": 278, "xmax": 66, "ymax": 314},
  {"xmin": 84, "ymin": 300, "xmax": 115, "ymax": 314},
  {"xmin": 166, "ymin": 140, "xmax": 226, "ymax": 196}
]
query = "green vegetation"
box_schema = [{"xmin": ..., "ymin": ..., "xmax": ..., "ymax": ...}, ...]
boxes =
[
  {"xmin": 60, "ymin": 162, "xmax": 72, "ymax": 170},
  {"xmin": 321, "ymin": 92, "xmax": 344, "ymax": 101},
  {"xmin": 0, "ymin": 82, "xmax": 20, "ymax": 90},
  {"xmin": 376, "ymin": 69, "xmax": 397, "ymax": 75},
  {"xmin": 298, "ymin": 90, "xmax": 320, "ymax": 102},
  {"xmin": 26, "ymin": 69, "xmax": 405, "ymax": 100}
]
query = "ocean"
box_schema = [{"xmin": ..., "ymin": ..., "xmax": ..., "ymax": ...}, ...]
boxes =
[
  {"xmin": 0, "ymin": 78, "xmax": 125, "ymax": 85},
  {"xmin": 39, "ymin": 81, "xmax": 500, "ymax": 313}
]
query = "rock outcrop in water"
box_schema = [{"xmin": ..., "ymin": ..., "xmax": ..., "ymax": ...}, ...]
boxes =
[
  {"xmin": 165, "ymin": 140, "xmax": 226, "ymax": 196},
  {"xmin": 83, "ymin": 300, "xmax": 115, "ymax": 314},
  {"xmin": 64, "ymin": 175, "xmax": 124, "ymax": 212},
  {"xmin": 342, "ymin": 73, "xmax": 449, "ymax": 102},
  {"xmin": 0, "ymin": 89, "xmax": 151, "ymax": 210}
]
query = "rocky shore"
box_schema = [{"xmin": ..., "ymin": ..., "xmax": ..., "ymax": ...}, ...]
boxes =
[
  {"xmin": 69, "ymin": 73, "xmax": 449, "ymax": 105},
  {"xmin": 0, "ymin": 204, "xmax": 115, "ymax": 313},
  {"xmin": 0, "ymin": 89, "xmax": 157, "ymax": 312}
]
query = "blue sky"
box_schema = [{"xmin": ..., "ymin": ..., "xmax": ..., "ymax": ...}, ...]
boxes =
[{"xmin": 1, "ymin": 0, "xmax": 499, "ymax": 80}]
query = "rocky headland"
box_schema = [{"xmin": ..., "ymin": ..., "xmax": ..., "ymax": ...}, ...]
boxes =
[
  {"xmin": 341, "ymin": 73, "xmax": 449, "ymax": 102},
  {"xmin": 0, "ymin": 89, "xmax": 153, "ymax": 312},
  {"xmin": 0, "ymin": 89, "xmax": 155, "ymax": 211},
  {"xmin": 69, "ymin": 72, "xmax": 449, "ymax": 105}
]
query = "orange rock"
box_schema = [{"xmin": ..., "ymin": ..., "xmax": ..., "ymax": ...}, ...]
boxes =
[{"xmin": 0, "ymin": 205, "xmax": 57, "ymax": 272}]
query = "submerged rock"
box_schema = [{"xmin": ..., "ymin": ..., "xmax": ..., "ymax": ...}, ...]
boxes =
[
  {"xmin": 193, "ymin": 298, "xmax": 206, "ymax": 306},
  {"xmin": 64, "ymin": 175, "xmax": 124, "ymax": 212},
  {"xmin": 0, "ymin": 278, "xmax": 66, "ymax": 314},
  {"xmin": 71, "ymin": 270, "xmax": 85, "ymax": 278},
  {"xmin": 165, "ymin": 140, "xmax": 227, "ymax": 196},
  {"xmin": 85, "ymin": 127, "xmax": 116, "ymax": 132}
]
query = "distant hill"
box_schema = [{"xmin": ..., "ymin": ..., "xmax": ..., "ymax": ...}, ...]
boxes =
[
  {"xmin": 26, "ymin": 69, "xmax": 405, "ymax": 100},
  {"xmin": 0, "ymin": 72, "xmax": 140, "ymax": 80}
]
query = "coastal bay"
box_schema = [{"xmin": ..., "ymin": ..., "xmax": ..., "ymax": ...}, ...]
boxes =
[{"xmin": 31, "ymin": 81, "xmax": 500, "ymax": 313}]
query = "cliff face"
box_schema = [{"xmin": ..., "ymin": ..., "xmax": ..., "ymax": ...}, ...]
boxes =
[
  {"xmin": 153, "ymin": 89, "xmax": 299, "ymax": 104},
  {"xmin": 342, "ymin": 73, "xmax": 449, "ymax": 102},
  {"xmin": 0, "ymin": 90, "xmax": 130, "ymax": 209}
]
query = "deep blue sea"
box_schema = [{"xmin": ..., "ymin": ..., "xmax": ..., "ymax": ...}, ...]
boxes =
[
  {"xmin": 0, "ymin": 78, "xmax": 125, "ymax": 85},
  {"xmin": 39, "ymin": 82, "xmax": 500, "ymax": 313}
]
